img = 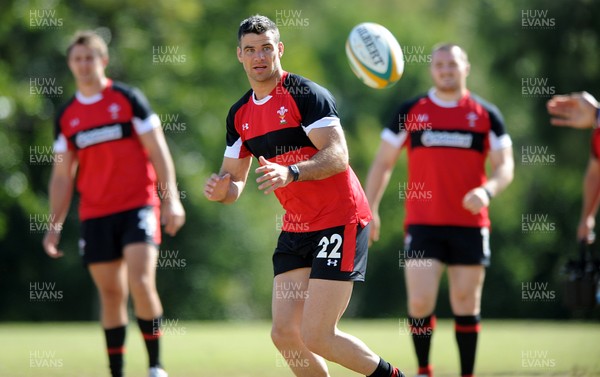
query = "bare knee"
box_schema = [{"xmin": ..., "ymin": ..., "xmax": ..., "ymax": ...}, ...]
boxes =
[
  {"xmin": 408, "ymin": 295, "xmax": 435, "ymax": 317},
  {"xmin": 96, "ymin": 282, "xmax": 126, "ymax": 305},
  {"xmin": 129, "ymin": 274, "xmax": 155, "ymax": 298},
  {"xmin": 271, "ymin": 322, "xmax": 302, "ymax": 350},
  {"xmin": 450, "ymin": 290, "xmax": 478, "ymax": 314},
  {"xmin": 300, "ymin": 326, "xmax": 331, "ymax": 358}
]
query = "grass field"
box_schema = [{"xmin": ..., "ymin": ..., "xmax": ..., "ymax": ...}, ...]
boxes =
[{"xmin": 1, "ymin": 319, "xmax": 599, "ymax": 377}]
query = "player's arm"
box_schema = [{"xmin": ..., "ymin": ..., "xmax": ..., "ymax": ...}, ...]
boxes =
[
  {"xmin": 42, "ymin": 150, "xmax": 77, "ymax": 258},
  {"xmin": 294, "ymin": 125, "xmax": 349, "ymax": 179},
  {"xmin": 204, "ymin": 156, "xmax": 253, "ymax": 203},
  {"xmin": 365, "ymin": 140, "xmax": 401, "ymax": 243},
  {"xmin": 483, "ymin": 145, "xmax": 514, "ymax": 197},
  {"xmin": 463, "ymin": 146, "xmax": 514, "ymax": 214},
  {"xmin": 139, "ymin": 127, "xmax": 186, "ymax": 236},
  {"xmin": 125, "ymin": 85, "xmax": 185, "ymax": 235},
  {"xmin": 255, "ymin": 125, "xmax": 348, "ymax": 195},
  {"xmin": 547, "ymin": 91, "xmax": 599, "ymax": 129},
  {"xmin": 578, "ymin": 157, "xmax": 600, "ymax": 242}
]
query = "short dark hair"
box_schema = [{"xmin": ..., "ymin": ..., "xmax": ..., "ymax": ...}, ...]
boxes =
[
  {"xmin": 67, "ymin": 30, "xmax": 108, "ymax": 59},
  {"xmin": 431, "ymin": 43, "xmax": 469, "ymax": 64},
  {"xmin": 238, "ymin": 15, "xmax": 280, "ymax": 45}
]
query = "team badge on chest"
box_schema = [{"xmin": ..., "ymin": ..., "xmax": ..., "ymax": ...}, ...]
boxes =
[
  {"xmin": 108, "ymin": 103, "xmax": 121, "ymax": 119},
  {"xmin": 277, "ymin": 106, "xmax": 288, "ymax": 125},
  {"xmin": 466, "ymin": 111, "xmax": 479, "ymax": 128}
]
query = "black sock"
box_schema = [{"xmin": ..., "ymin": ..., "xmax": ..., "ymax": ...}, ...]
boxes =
[
  {"xmin": 454, "ymin": 314, "xmax": 480, "ymax": 377},
  {"xmin": 104, "ymin": 326, "xmax": 126, "ymax": 377},
  {"xmin": 367, "ymin": 357, "xmax": 404, "ymax": 377},
  {"xmin": 137, "ymin": 317, "xmax": 162, "ymax": 368},
  {"xmin": 409, "ymin": 314, "xmax": 435, "ymax": 376}
]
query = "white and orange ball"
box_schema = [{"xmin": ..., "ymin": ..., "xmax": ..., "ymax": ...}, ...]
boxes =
[{"xmin": 345, "ymin": 22, "xmax": 404, "ymax": 89}]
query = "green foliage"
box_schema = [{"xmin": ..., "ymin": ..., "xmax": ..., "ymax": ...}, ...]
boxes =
[{"xmin": 1, "ymin": 0, "xmax": 599, "ymax": 320}]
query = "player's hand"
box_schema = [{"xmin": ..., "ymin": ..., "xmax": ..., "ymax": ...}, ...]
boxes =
[
  {"xmin": 547, "ymin": 92, "xmax": 599, "ymax": 129},
  {"xmin": 255, "ymin": 156, "xmax": 292, "ymax": 195},
  {"xmin": 161, "ymin": 198, "xmax": 186, "ymax": 236},
  {"xmin": 43, "ymin": 230, "xmax": 64, "ymax": 259},
  {"xmin": 462, "ymin": 187, "xmax": 490, "ymax": 215},
  {"xmin": 577, "ymin": 216, "xmax": 595, "ymax": 244},
  {"xmin": 204, "ymin": 173, "xmax": 232, "ymax": 202},
  {"xmin": 368, "ymin": 212, "xmax": 381, "ymax": 246}
]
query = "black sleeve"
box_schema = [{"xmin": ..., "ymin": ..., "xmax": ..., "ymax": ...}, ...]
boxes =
[
  {"xmin": 112, "ymin": 81, "xmax": 154, "ymax": 120},
  {"xmin": 472, "ymin": 93, "xmax": 508, "ymax": 137},
  {"xmin": 385, "ymin": 95, "xmax": 424, "ymax": 134},
  {"xmin": 53, "ymin": 96, "xmax": 75, "ymax": 146},
  {"xmin": 284, "ymin": 73, "xmax": 339, "ymax": 128},
  {"xmin": 227, "ymin": 90, "xmax": 252, "ymax": 147}
]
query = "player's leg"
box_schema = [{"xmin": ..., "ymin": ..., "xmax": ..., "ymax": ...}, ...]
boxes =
[
  {"xmin": 83, "ymin": 214, "xmax": 129, "ymax": 377},
  {"xmin": 447, "ymin": 226, "xmax": 489, "ymax": 377},
  {"xmin": 123, "ymin": 206, "xmax": 166, "ymax": 376},
  {"xmin": 300, "ymin": 223, "xmax": 403, "ymax": 377},
  {"xmin": 301, "ymin": 278, "xmax": 402, "ymax": 377},
  {"xmin": 447, "ymin": 265, "xmax": 485, "ymax": 377},
  {"xmin": 125, "ymin": 242, "xmax": 162, "ymax": 317},
  {"xmin": 271, "ymin": 267, "xmax": 329, "ymax": 377},
  {"xmin": 88, "ymin": 260, "xmax": 128, "ymax": 377},
  {"xmin": 125, "ymin": 243, "xmax": 164, "ymax": 373},
  {"xmin": 404, "ymin": 226, "xmax": 445, "ymax": 377},
  {"xmin": 404, "ymin": 260, "xmax": 443, "ymax": 377}
]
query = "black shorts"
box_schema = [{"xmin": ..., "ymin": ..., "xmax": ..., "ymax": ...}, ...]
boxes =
[
  {"xmin": 403, "ymin": 225, "xmax": 491, "ymax": 266},
  {"xmin": 79, "ymin": 206, "xmax": 161, "ymax": 265},
  {"xmin": 273, "ymin": 223, "xmax": 369, "ymax": 282}
]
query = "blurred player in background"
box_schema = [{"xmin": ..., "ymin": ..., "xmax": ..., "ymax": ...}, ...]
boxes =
[
  {"xmin": 548, "ymin": 92, "xmax": 600, "ymax": 243},
  {"xmin": 366, "ymin": 44, "xmax": 514, "ymax": 377},
  {"xmin": 43, "ymin": 30, "xmax": 185, "ymax": 377},
  {"xmin": 204, "ymin": 14, "xmax": 404, "ymax": 377}
]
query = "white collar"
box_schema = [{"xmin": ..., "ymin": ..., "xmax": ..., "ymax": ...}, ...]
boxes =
[
  {"xmin": 76, "ymin": 91, "xmax": 103, "ymax": 105},
  {"xmin": 252, "ymin": 92, "xmax": 272, "ymax": 105},
  {"xmin": 428, "ymin": 87, "xmax": 460, "ymax": 108}
]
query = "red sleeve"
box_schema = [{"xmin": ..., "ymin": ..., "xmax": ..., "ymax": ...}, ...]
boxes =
[{"xmin": 591, "ymin": 129, "xmax": 600, "ymax": 159}]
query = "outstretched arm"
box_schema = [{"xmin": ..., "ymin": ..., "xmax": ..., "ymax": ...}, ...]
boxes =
[{"xmin": 547, "ymin": 92, "xmax": 599, "ymax": 129}]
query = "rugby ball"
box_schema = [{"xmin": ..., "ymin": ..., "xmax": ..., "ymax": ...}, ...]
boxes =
[{"xmin": 345, "ymin": 22, "xmax": 404, "ymax": 89}]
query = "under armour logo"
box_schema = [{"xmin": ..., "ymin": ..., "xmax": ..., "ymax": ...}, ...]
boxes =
[
  {"xmin": 327, "ymin": 259, "xmax": 338, "ymax": 267},
  {"xmin": 241, "ymin": 123, "xmax": 249, "ymax": 131}
]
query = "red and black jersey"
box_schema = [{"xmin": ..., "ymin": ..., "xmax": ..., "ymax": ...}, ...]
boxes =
[
  {"xmin": 383, "ymin": 89, "xmax": 512, "ymax": 228},
  {"xmin": 54, "ymin": 79, "xmax": 160, "ymax": 220},
  {"xmin": 225, "ymin": 71, "xmax": 372, "ymax": 232}
]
